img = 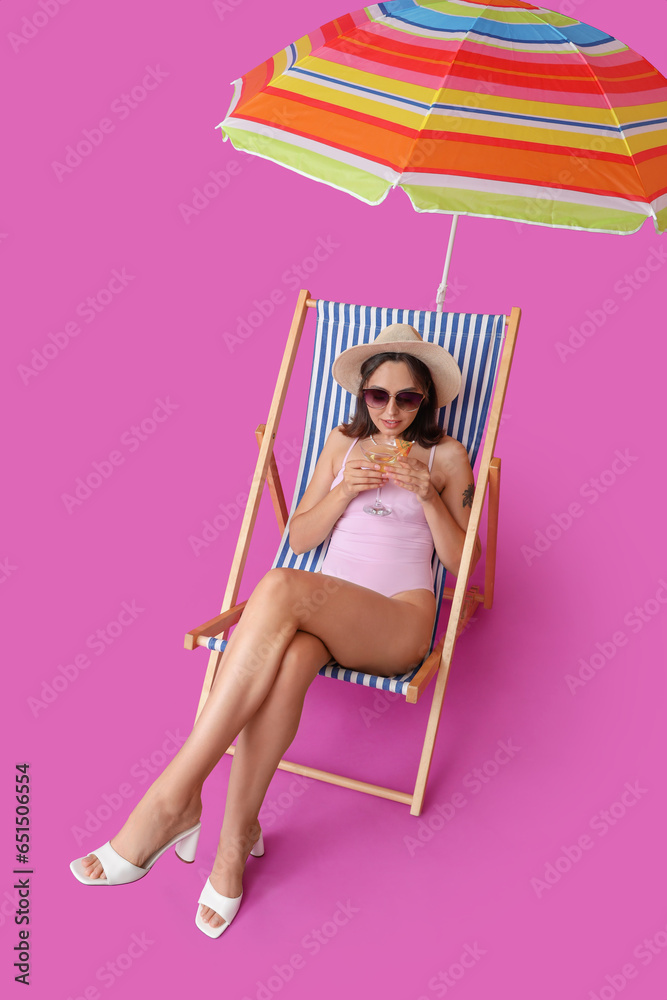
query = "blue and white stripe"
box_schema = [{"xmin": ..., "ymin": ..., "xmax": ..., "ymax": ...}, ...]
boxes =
[{"xmin": 375, "ymin": 1, "xmax": 623, "ymax": 54}]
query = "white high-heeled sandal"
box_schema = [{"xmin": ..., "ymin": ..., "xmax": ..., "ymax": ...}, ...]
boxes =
[
  {"xmin": 69, "ymin": 823, "xmax": 201, "ymax": 885},
  {"xmin": 195, "ymin": 831, "xmax": 264, "ymax": 938}
]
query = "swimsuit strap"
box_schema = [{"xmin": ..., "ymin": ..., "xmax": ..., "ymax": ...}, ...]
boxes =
[
  {"xmin": 428, "ymin": 444, "xmax": 437, "ymax": 471},
  {"xmin": 338, "ymin": 437, "xmax": 359, "ymax": 475}
]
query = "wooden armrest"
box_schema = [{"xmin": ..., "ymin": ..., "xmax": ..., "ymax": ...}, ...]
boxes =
[
  {"xmin": 184, "ymin": 601, "xmax": 248, "ymax": 650},
  {"xmin": 405, "ymin": 635, "xmax": 446, "ymax": 704}
]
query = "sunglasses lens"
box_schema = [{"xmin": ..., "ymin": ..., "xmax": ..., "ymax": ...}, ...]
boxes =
[
  {"xmin": 363, "ymin": 388, "xmax": 390, "ymax": 408},
  {"xmin": 396, "ymin": 392, "xmax": 424, "ymax": 410}
]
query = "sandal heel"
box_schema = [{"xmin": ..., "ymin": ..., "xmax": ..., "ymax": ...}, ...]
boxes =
[
  {"xmin": 250, "ymin": 831, "xmax": 264, "ymax": 857},
  {"xmin": 175, "ymin": 826, "xmax": 201, "ymax": 863}
]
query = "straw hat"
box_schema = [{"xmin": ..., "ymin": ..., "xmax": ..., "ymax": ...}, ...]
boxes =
[{"xmin": 332, "ymin": 324, "xmax": 462, "ymax": 408}]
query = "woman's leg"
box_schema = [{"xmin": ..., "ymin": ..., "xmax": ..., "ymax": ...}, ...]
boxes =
[
  {"xmin": 199, "ymin": 630, "xmax": 331, "ymax": 930},
  {"xmin": 82, "ymin": 569, "xmax": 432, "ymax": 879}
]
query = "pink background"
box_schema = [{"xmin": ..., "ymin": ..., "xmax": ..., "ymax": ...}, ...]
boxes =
[{"xmin": 3, "ymin": 1, "xmax": 667, "ymax": 997}]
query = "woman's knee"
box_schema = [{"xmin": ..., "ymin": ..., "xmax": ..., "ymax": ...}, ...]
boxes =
[
  {"xmin": 254, "ymin": 569, "xmax": 335, "ymax": 626},
  {"xmin": 254, "ymin": 567, "xmax": 305, "ymax": 604},
  {"xmin": 278, "ymin": 631, "xmax": 330, "ymax": 689}
]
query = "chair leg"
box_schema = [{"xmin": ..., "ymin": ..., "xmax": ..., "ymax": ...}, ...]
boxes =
[{"xmin": 410, "ymin": 640, "xmax": 456, "ymax": 816}]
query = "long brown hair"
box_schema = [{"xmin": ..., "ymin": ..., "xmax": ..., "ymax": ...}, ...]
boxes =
[{"xmin": 340, "ymin": 352, "xmax": 445, "ymax": 447}]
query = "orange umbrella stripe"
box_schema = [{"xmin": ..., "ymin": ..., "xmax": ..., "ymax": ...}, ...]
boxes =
[
  {"xmin": 252, "ymin": 88, "xmax": 654, "ymax": 173},
  {"xmin": 238, "ymin": 97, "xmax": 649, "ymax": 200},
  {"xmin": 423, "ymin": 156, "xmax": 648, "ymax": 202},
  {"xmin": 630, "ymin": 154, "xmax": 667, "ymax": 197}
]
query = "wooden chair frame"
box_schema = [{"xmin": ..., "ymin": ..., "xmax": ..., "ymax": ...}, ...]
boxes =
[{"xmin": 185, "ymin": 290, "xmax": 520, "ymax": 815}]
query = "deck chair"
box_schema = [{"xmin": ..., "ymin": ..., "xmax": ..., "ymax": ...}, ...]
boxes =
[{"xmin": 185, "ymin": 290, "xmax": 520, "ymax": 816}]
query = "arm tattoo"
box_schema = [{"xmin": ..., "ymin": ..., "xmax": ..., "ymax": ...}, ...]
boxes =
[{"xmin": 462, "ymin": 483, "xmax": 474, "ymax": 509}]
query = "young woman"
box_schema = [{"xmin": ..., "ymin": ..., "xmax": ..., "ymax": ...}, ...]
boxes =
[{"xmin": 69, "ymin": 323, "xmax": 481, "ymax": 938}]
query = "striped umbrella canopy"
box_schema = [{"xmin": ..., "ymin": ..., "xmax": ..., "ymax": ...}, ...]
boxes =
[{"xmin": 218, "ymin": 0, "xmax": 667, "ymax": 238}]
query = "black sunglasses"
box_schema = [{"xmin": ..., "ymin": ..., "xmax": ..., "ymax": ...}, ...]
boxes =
[{"xmin": 361, "ymin": 387, "xmax": 425, "ymax": 411}]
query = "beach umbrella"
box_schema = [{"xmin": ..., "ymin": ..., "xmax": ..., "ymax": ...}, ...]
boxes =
[{"xmin": 218, "ymin": 0, "xmax": 667, "ymax": 306}]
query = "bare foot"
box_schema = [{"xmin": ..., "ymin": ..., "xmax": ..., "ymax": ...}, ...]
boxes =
[
  {"xmin": 199, "ymin": 828, "xmax": 263, "ymax": 931},
  {"xmin": 81, "ymin": 787, "xmax": 202, "ymax": 880}
]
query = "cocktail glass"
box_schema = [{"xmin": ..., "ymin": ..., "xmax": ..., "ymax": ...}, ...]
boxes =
[{"xmin": 359, "ymin": 438, "xmax": 403, "ymax": 516}]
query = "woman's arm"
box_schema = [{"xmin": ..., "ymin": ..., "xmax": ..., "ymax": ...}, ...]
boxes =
[
  {"xmin": 288, "ymin": 428, "xmax": 386, "ymax": 554},
  {"xmin": 388, "ymin": 439, "xmax": 482, "ymax": 577},
  {"xmin": 424, "ymin": 440, "xmax": 482, "ymax": 577}
]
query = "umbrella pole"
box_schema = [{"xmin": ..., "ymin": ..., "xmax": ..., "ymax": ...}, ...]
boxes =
[{"xmin": 435, "ymin": 213, "xmax": 459, "ymax": 313}]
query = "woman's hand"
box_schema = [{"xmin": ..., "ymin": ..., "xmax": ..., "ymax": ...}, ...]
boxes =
[
  {"xmin": 386, "ymin": 455, "xmax": 438, "ymax": 504},
  {"xmin": 341, "ymin": 458, "xmax": 388, "ymax": 500}
]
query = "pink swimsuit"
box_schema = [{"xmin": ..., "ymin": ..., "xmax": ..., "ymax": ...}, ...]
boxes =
[{"xmin": 319, "ymin": 438, "xmax": 437, "ymax": 598}]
